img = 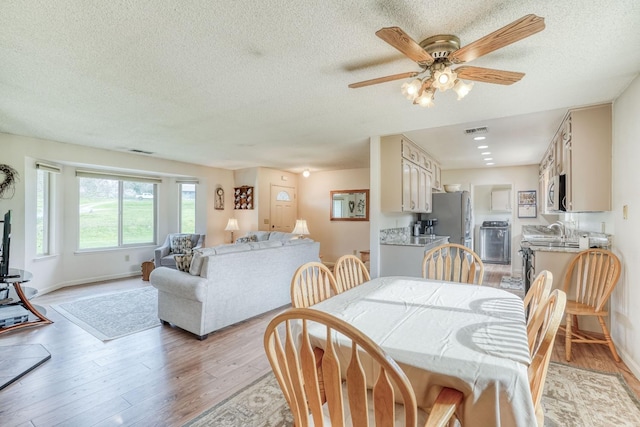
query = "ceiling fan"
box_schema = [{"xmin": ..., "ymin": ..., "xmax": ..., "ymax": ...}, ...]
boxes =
[{"xmin": 349, "ymin": 14, "xmax": 545, "ymax": 107}]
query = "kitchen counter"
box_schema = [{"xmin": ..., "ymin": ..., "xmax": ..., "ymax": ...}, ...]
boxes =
[
  {"xmin": 520, "ymin": 241, "xmax": 584, "ymax": 253},
  {"xmin": 380, "ymin": 236, "xmax": 450, "ymax": 277},
  {"xmin": 381, "ymin": 235, "xmax": 449, "ymax": 248}
]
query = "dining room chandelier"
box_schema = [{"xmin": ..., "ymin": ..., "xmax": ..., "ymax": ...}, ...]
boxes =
[{"xmin": 400, "ymin": 62, "xmax": 474, "ymax": 108}]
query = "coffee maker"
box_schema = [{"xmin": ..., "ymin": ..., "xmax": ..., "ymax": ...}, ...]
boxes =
[{"xmin": 425, "ymin": 218, "xmax": 438, "ymax": 236}]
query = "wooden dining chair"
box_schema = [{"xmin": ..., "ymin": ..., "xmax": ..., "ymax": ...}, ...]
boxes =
[
  {"xmin": 422, "ymin": 243, "xmax": 485, "ymax": 285},
  {"xmin": 527, "ymin": 289, "xmax": 566, "ymax": 426},
  {"xmin": 561, "ymin": 249, "xmax": 622, "ymax": 362},
  {"xmin": 334, "ymin": 254, "xmax": 371, "ymax": 293},
  {"xmin": 264, "ymin": 308, "xmax": 463, "ymax": 427},
  {"xmin": 524, "ymin": 270, "xmax": 553, "ymax": 323},
  {"xmin": 290, "ymin": 262, "xmax": 340, "ymax": 308}
]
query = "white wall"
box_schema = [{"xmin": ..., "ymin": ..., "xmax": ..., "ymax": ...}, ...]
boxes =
[
  {"xmin": 610, "ymin": 74, "xmax": 640, "ymax": 377},
  {"xmin": 0, "ymin": 133, "xmax": 234, "ymax": 294},
  {"xmin": 298, "ymin": 168, "xmax": 370, "ymax": 262}
]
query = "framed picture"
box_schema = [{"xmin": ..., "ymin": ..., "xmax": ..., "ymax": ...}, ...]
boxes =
[{"xmin": 517, "ymin": 190, "xmax": 537, "ymax": 218}]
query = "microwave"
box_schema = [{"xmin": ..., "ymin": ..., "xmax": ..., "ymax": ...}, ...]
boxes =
[{"xmin": 547, "ymin": 174, "xmax": 566, "ymax": 212}]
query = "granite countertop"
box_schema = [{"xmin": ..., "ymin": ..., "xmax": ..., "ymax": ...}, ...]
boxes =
[
  {"xmin": 381, "ymin": 235, "xmax": 449, "ymax": 248},
  {"xmin": 520, "ymin": 240, "xmax": 609, "ymax": 253}
]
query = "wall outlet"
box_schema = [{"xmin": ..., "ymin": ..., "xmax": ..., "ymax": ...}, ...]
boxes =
[
  {"xmin": 125, "ymin": 254, "xmax": 130, "ymax": 262},
  {"xmin": 623, "ymin": 205, "xmax": 628, "ymax": 220}
]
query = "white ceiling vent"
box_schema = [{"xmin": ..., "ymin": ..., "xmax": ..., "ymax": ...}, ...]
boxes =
[{"xmin": 464, "ymin": 126, "xmax": 488, "ymax": 135}]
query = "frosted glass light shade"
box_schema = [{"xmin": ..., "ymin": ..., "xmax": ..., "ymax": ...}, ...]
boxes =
[
  {"xmin": 224, "ymin": 218, "xmax": 239, "ymax": 231},
  {"xmin": 292, "ymin": 219, "xmax": 310, "ymax": 236}
]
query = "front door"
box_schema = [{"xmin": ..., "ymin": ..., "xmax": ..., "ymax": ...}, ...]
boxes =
[{"xmin": 270, "ymin": 185, "xmax": 297, "ymax": 232}]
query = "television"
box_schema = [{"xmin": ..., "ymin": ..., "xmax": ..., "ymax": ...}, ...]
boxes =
[{"xmin": 0, "ymin": 210, "xmax": 13, "ymax": 278}]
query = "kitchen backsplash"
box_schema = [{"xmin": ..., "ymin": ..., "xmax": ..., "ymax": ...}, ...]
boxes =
[{"xmin": 380, "ymin": 227, "xmax": 411, "ymax": 243}]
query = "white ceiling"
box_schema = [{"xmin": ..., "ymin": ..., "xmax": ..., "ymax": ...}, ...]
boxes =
[{"xmin": 1, "ymin": 1, "xmax": 639, "ymax": 173}]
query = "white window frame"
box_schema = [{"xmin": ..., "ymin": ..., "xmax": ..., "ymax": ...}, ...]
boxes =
[
  {"xmin": 178, "ymin": 181, "xmax": 198, "ymax": 233},
  {"xmin": 76, "ymin": 170, "xmax": 160, "ymax": 250}
]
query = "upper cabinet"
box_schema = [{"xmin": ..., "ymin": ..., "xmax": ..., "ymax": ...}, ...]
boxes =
[
  {"xmin": 540, "ymin": 104, "xmax": 612, "ymax": 213},
  {"xmin": 382, "ymin": 135, "xmax": 434, "ymax": 213},
  {"xmin": 491, "ymin": 189, "xmax": 512, "ymax": 212}
]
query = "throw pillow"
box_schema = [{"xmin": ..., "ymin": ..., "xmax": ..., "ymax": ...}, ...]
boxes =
[
  {"xmin": 235, "ymin": 235, "xmax": 258, "ymax": 244},
  {"xmin": 174, "ymin": 250, "xmax": 193, "ymax": 272},
  {"xmin": 170, "ymin": 235, "xmax": 193, "ymax": 254}
]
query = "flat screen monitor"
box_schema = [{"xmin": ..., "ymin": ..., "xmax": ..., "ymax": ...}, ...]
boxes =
[{"xmin": 0, "ymin": 210, "xmax": 11, "ymax": 278}]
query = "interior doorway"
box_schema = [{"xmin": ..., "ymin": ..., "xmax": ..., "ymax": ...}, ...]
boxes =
[{"xmin": 270, "ymin": 185, "xmax": 297, "ymax": 232}]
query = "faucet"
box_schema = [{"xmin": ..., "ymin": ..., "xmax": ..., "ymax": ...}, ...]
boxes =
[{"xmin": 547, "ymin": 221, "xmax": 566, "ymax": 241}]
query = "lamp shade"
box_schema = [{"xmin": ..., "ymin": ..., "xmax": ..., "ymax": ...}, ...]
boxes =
[
  {"xmin": 224, "ymin": 218, "xmax": 239, "ymax": 231},
  {"xmin": 292, "ymin": 219, "xmax": 310, "ymax": 236}
]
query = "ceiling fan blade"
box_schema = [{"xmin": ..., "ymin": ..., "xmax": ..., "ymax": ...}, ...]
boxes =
[
  {"xmin": 449, "ymin": 14, "xmax": 545, "ymax": 63},
  {"xmin": 376, "ymin": 27, "xmax": 434, "ymax": 65},
  {"xmin": 455, "ymin": 66, "xmax": 524, "ymax": 85},
  {"xmin": 348, "ymin": 72, "xmax": 419, "ymax": 89}
]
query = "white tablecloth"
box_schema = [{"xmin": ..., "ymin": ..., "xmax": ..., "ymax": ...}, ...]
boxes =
[{"xmin": 310, "ymin": 276, "xmax": 535, "ymax": 427}]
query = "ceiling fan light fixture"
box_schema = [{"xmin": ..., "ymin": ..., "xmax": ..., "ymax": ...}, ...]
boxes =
[
  {"xmin": 453, "ymin": 79, "xmax": 474, "ymax": 100},
  {"xmin": 431, "ymin": 65, "xmax": 457, "ymax": 91},
  {"xmin": 401, "ymin": 78, "xmax": 423, "ymax": 100},
  {"xmin": 415, "ymin": 90, "xmax": 435, "ymax": 108}
]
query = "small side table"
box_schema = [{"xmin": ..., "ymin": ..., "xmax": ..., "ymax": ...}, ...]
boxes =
[
  {"xmin": 141, "ymin": 260, "xmax": 155, "ymax": 281},
  {"xmin": 0, "ymin": 269, "xmax": 53, "ymax": 334}
]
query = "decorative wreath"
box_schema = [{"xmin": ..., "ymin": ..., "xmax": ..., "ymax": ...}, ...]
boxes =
[{"xmin": 0, "ymin": 164, "xmax": 19, "ymax": 199}]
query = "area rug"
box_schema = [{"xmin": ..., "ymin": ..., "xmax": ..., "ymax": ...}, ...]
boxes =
[
  {"xmin": 185, "ymin": 362, "xmax": 640, "ymax": 427},
  {"xmin": 499, "ymin": 275, "xmax": 524, "ymax": 290},
  {"xmin": 51, "ymin": 287, "xmax": 160, "ymax": 341}
]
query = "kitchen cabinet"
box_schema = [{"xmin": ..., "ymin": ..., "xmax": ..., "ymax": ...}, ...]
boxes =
[
  {"xmin": 381, "ymin": 135, "xmax": 433, "ymax": 213},
  {"xmin": 432, "ymin": 161, "xmax": 442, "ymax": 192},
  {"xmin": 491, "ymin": 189, "xmax": 511, "ymax": 212},
  {"xmin": 540, "ymin": 103, "xmax": 611, "ymax": 212}
]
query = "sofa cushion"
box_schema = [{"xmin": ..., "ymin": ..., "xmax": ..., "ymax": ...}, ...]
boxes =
[
  {"xmin": 215, "ymin": 243, "xmax": 251, "ymax": 254},
  {"xmin": 248, "ymin": 231, "xmax": 271, "ymax": 241},
  {"xmin": 249, "ymin": 240, "xmax": 284, "ymax": 250},
  {"xmin": 189, "ymin": 247, "xmax": 217, "ymax": 276},
  {"xmin": 268, "ymin": 231, "xmax": 296, "ymax": 241},
  {"xmin": 284, "ymin": 237, "xmax": 312, "ymax": 245},
  {"xmin": 236, "ymin": 234, "xmax": 258, "ymax": 244},
  {"xmin": 170, "ymin": 234, "xmax": 194, "ymax": 254}
]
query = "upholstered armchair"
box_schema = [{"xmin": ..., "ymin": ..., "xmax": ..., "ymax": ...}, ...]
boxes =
[{"xmin": 154, "ymin": 233, "xmax": 205, "ymax": 269}]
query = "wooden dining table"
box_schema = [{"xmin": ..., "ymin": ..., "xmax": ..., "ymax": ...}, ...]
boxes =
[{"xmin": 308, "ymin": 276, "xmax": 535, "ymax": 427}]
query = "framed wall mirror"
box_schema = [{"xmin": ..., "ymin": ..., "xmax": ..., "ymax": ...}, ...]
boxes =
[{"xmin": 330, "ymin": 189, "xmax": 369, "ymax": 221}]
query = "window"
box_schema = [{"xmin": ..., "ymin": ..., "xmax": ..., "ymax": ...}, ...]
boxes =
[
  {"xmin": 77, "ymin": 170, "xmax": 159, "ymax": 250},
  {"xmin": 179, "ymin": 183, "xmax": 196, "ymax": 233},
  {"xmin": 36, "ymin": 169, "xmax": 52, "ymax": 256}
]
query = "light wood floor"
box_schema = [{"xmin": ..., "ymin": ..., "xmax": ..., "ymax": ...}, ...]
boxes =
[{"xmin": 1, "ymin": 269, "xmax": 638, "ymax": 426}]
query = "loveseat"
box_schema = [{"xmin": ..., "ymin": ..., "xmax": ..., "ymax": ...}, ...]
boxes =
[{"xmin": 149, "ymin": 231, "xmax": 320, "ymax": 339}]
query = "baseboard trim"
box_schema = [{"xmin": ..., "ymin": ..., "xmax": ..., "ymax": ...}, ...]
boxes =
[{"xmin": 37, "ymin": 272, "xmax": 142, "ymax": 296}]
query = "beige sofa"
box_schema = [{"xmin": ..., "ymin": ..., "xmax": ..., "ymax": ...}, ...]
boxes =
[{"xmin": 149, "ymin": 232, "xmax": 320, "ymax": 339}]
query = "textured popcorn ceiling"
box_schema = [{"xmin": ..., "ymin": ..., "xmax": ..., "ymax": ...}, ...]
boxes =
[{"xmin": 0, "ymin": 1, "xmax": 638, "ymax": 171}]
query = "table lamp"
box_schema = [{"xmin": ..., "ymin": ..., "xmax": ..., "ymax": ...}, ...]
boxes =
[
  {"xmin": 225, "ymin": 218, "xmax": 239, "ymax": 242},
  {"xmin": 292, "ymin": 219, "xmax": 310, "ymax": 238}
]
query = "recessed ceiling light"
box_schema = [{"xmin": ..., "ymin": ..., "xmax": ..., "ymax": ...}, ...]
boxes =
[
  {"xmin": 484, "ymin": 157, "xmax": 493, "ymax": 161},
  {"xmin": 473, "ymin": 136, "xmax": 486, "ymax": 141},
  {"xmin": 481, "ymin": 152, "xmax": 491, "ymax": 155},
  {"xmin": 477, "ymin": 145, "xmax": 488, "ymax": 149},
  {"xmin": 486, "ymin": 162, "xmax": 495, "ymax": 166}
]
